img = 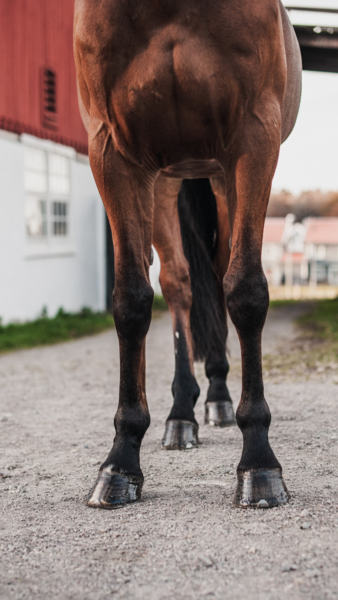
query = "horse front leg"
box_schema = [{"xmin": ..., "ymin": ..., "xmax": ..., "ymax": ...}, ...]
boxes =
[
  {"xmin": 223, "ymin": 111, "xmax": 290, "ymax": 508},
  {"xmin": 153, "ymin": 176, "xmax": 200, "ymax": 450},
  {"xmin": 86, "ymin": 122, "xmax": 155, "ymax": 509}
]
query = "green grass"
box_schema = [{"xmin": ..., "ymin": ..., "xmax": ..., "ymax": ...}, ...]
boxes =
[
  {"xmin": 269, "ymin": 299, "xmax": 298, "ymax": 308},
  {"xmin": 0, "ymin": 307, "xmax": 115, "ymax": 353},
  {"xmin": 152, "ymin": 294, "xmax": 168, "ymax": 311},
  {"xmin": 0, "ymin": 294, "xmax": 168, "ymax": 354},
  {"xmin": 297, "ymin": 297, "xmax": 338, "ymax": 343},
  {"xmin": 262, "ymin": 297, "xmax": 338, "ymax": 377}
]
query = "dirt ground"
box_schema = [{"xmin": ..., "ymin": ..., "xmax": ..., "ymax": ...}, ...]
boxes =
[{"xmin": 0, "ymin": 304, "xmax": 338, "ymax": 600}]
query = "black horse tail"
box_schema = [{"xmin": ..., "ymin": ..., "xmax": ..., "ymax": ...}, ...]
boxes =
[{"xmin": 177, "ymin": 178, "xmax": 225, "ymax": 362}]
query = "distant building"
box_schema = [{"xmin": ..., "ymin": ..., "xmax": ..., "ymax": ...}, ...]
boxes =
[
  {"xmin": 261, "ymin": 218, "xmax": 285, "ymax": 285},
  {"xmin": 262, "ymin": 215, "xmax": 338, "ymax": 287},
  {"xmin": 304, "ymin": 218, "xmax": 338, "ymax": 285}
]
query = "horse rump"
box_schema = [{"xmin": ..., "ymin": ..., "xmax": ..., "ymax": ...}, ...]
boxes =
[{"xmin": 177, "ymin": 178, "xmax": 225, "ymax": 362}]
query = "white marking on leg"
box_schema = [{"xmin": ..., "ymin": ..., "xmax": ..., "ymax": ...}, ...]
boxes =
[
  {"xmin": 102, "ymin": 465, "xmax": 114, "ymax": 474},
  {"xmin": 88, "ymin": 476, "xmax": 106, "ymax": 506},
  {"xmin": 128, "ymin": 484, "xmax": 137, "ymax": 501},
  {"xmin": 88, "ymin": 465, "xmax": 114, "ymax": 505},
  {"xmin": 175, "ymin": 331, "xmax": 179, "ymax": 339}
]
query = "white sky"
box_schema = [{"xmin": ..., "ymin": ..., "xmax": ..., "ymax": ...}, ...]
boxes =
[{"xmin": 272, "ymin": 1, "xmax": 338, "ymax": 193}]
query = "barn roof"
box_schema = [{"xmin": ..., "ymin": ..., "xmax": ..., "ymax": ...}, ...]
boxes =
[
  {"xmin": 304, "ymin": 217, "xmax": 338, "ymax": 245},
  {"xmin": 263, "ymin": 218, "xmax": 286, "ymax": 243},
  {"xmin": 0, "ymin": 0, "xmax": 87, "ymax": 154}
]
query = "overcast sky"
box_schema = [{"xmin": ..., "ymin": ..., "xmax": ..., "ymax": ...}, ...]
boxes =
[{"xmin": 272, "ymin": 2, "xmax": 338, "ymax": 193}]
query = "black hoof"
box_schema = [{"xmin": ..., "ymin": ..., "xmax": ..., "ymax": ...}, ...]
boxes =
[
  {"xmin": 234, "ymin": 468, "xmax": 290, "ymax": 508},
  {"xmin": 87, "ymin": 468, "xmax": 143, "ymax": 509},
  {"xmin": 162, "ymin": 419, "xmax": 199, "ymax": 450},
  {"xmin": 205, "ymin": 401, "xmax": 236, "ymax": 427}
]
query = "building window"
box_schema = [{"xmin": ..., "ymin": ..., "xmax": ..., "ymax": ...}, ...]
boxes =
[
  {"xmin": 52, "ymin": 202, "xmax": 68, "ymax": 236},
  {"xmin": 24, "ymin": 147, "xmax": 70, "ymax": 240},
  {"xmin": 41, "ymin": 68, "xmax": 58, "ymax": 130},
  {"xmin": 24, "ymin": 147, "xmax": 47, "ymax": 195},
  {"xmin": 25, "ymin": 198, "xmax": 47, "ymax": 238},
  {"xmin": 317, "ymin": 245, "xmax": 326, "ymax": 260},
  {"xmin": 49, "ymin": 153, "xmax": 70, "ymax": 196}
]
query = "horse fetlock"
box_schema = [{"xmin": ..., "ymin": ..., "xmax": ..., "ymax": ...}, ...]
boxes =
[
  {"xmin": 236, "ymin": 400, "xmax": 271, "ymax": 431},
  {"xmin": 114, "ymin": 407, "xmax": 151, "ymax": 442},
  {"xmin": 169, "ymin": 375, "xmax": 200, "ymax": 422},
  {"xmin": 101, "ymin": 434, "xmax": 145, "ymax": 478},
  {"xmin": 205, "ymin": 355, "xmax": 230, "ymax": 381},
  {"xmin": 238, "ymin": 425, "xmax": 281, "ymax": 472},
  {"xmin": 206, "ymin": 376, "xmax": 232, "ymax": 403},
  {"xmin": 171, "ymin": 373, "xmax": 200, "ymax": 405}
]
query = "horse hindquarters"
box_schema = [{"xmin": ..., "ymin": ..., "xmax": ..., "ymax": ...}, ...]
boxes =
[{"xmin": 86, "ymin": 121, "xmax": 154, "ymax": 509}]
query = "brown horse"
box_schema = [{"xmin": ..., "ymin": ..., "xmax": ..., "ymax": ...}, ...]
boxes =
[{"xmin": 74, "ymin": 0, "xmax": 302, "ymax": 509}]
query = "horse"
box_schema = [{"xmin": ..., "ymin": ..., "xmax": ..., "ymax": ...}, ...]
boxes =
[{"xmin": 74, "ymin": 0, "xmax": 302, "ymax": 509}]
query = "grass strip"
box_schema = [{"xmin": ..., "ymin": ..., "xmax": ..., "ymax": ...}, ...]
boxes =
[
  {"xmin": 152, "ymin": 295, "xmax": 168, "ymax": 311},
  {"xmin": 0, "ymin": 307, "xmax": 115, "ymax": 353},
  {"xmin": 0, "ymin": 295, "xmax": 168, "ymax": 353},
  {"xmin": 297, "ymin": 297, "xmax": 338, "ymax": 343}
]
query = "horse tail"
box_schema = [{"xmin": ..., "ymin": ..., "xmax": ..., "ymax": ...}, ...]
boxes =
[{"xmin": 177, "ymin": 178, "xmax": 225, "ymax": 362}]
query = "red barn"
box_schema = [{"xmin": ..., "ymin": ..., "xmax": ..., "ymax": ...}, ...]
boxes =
[
  {"xmin": 0, "ymin": 0, "xmax": 87, "ymax": 154},
  {"xmin": 0, "ymin": 0, "xmax": 108, "ymax": 324}
]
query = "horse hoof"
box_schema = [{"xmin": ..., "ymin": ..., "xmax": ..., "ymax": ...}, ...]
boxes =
[
  {"xmin": 205, "ymin": 401, "xmax": 236, "ymax": 427},
  {"xmin": 162, "ymin": 420, "xmax": 199, "ymax": 450},
  {"xmin": 234, "ymin": 468, "xmax": 290, "ymax": 508},
  {"xmin": 87, "ymin": 468, "xmax": 143, "ymax": 509}
]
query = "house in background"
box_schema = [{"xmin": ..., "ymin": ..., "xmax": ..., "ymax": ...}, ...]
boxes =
[
  {"xmin": 261, "ymin": 218, "xmax": 285, "ymax": 285},
  {"xmin": 304, "ymin": 218, "xmax": 338, "ymax": 285},
  {"xmin": 262, "ymin": 215, "xmax": 338, "ymax": 287}
]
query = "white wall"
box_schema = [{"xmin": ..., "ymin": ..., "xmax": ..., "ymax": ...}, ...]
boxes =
[{"xmin": 0, "ymin": 132, "xmax": 105, "ymax": 324}]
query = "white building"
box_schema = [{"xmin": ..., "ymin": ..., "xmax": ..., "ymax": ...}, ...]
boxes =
[{"xmin": 0, "ymin": 131, "xmax": 106, "ymax": 324}]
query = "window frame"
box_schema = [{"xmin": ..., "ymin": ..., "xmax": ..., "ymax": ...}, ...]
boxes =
[{"xmin": 23, "ymin": 141, "xmax": 73, "ymax": 258}]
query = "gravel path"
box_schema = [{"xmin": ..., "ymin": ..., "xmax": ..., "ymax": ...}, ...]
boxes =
[{"xmin": 1, "ymin": 306, "xmax": 338, "ymax": 600}]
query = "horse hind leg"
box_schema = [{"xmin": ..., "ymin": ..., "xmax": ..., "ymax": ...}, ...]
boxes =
[
  {"xmin": 223, "ymin": 111, "xmax": 289, "ymax": 508},
  {"xmin": 204, "ymin": 177, "xmax": 236, "ymax": 428},
  {"xmin": 86, "ymin": 120, "xmax": 155, "ymax": 508},
  {"xmin": 204, "ymin": 314, "xmax": 235, "ymax": 428},
  {"xmin": 153, "ymin": 176, "xmax": 200, "ymax": 450}
]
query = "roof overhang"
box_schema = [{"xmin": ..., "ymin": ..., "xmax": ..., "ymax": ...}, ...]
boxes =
[{"xmin": 285, "ymin": 6, "xmax": 338, "ymax": 72}]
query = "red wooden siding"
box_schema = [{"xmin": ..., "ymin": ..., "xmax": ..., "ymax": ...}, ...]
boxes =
[{"xmin": 0, "ymin": 0, "xmax": 88, "ymax": 154}]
